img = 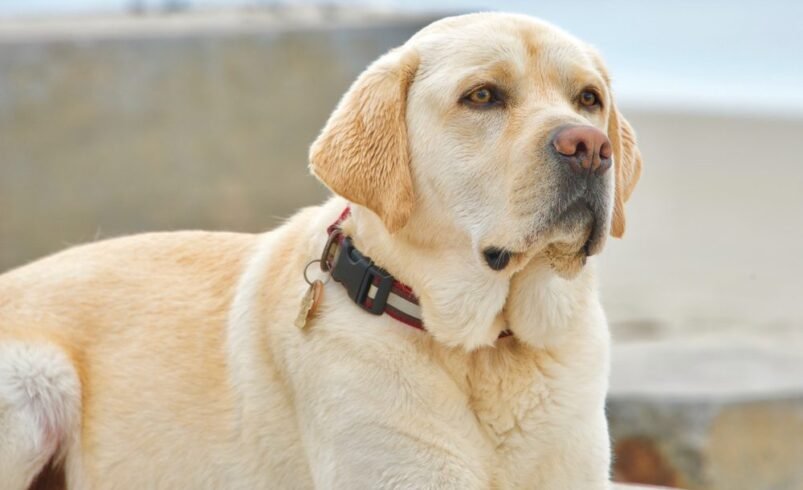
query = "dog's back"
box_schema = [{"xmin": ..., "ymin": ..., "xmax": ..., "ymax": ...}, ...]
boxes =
[{"xmin": 0, "ymin": 231, "xmax": 256, "ymax": 489}]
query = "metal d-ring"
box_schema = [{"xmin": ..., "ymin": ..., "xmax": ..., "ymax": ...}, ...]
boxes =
[
  {"xmin": 319, "ymin": 229, "xmax": 342, "ymax": 273},
  {"xmin": 303, "ymin": 259, "xmax": 331, "ymax": 286}
]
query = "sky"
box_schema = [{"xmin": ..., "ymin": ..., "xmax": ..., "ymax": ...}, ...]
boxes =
[{"xmin": 2, "ymin": 0, "xmax": 802, "ymax": 116}]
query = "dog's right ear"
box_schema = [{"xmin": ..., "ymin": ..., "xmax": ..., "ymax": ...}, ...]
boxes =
[
  {"xmin": 309, "ymin": 48, "xmax": 419, "ymax": 233},
  {"xmin": 607, "ymin": 101, "xmax": 643, "ymax": 238}
]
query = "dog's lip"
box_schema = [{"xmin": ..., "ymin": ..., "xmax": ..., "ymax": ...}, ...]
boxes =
[
  {"xmin": 482, "ymin": 196, "xmax": 608, "ymax": 265},
  {"xmin": 482, "ymin": 247, "xmax": 513, "ymax": 271},
  {"xmin": 583, "ymin": 197, "xmax": 610, "ymax": 256},
  {"xmin": 541, "ymin": 198, "xmax": 606, "ymax": 256},
  {"xmin": 583, "ymin": 212, "xmax": 604, "ymax": 256}
]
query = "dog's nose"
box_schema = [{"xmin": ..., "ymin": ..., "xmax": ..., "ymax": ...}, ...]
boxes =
[{"xmin": 551, "ymin": 125, "xmax": 613, "ymax": 175}]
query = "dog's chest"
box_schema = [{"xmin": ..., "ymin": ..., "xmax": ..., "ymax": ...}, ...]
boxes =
[
  {"xmin": 468, "ymin": 352, "xmax": 553, "ymax": 443},
  {"xmin": 464, "ymin": 345, "xmax": 601, "ymax": 476}
]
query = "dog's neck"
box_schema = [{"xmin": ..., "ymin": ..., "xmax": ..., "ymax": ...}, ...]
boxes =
[{"xmin": 325, "ymin": 199, "xmax": 598, "ymax": 351}]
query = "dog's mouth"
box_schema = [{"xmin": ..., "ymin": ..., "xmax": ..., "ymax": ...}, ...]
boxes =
[
  {"xmin": 554, "ymin": 199, "xmax": 606, "ymax": 255},
  {"xmin": 540, "ymin": 199, "xmax": 603, "ymax": 278},
  {"xmin": 481, "ymin": 197, "xmax": 608, "ymax": 276}
]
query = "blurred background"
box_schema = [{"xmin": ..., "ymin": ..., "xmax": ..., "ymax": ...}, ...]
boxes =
[{"xmin": 1, "ymin": 1, "xmax": 801, "ymax": 489}]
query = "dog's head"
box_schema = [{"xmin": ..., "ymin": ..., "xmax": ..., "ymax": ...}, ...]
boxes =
[{"xmin": 310, "ymin": 13, "xmax": 642, "ymax": 279}]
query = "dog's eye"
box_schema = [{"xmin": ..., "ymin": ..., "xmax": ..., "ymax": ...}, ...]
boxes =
[
  {"xmin": 468, "ymin": 88, "xmax": 492, "ymax": 104},
  {"xmin": 462, "ymin": 86, "xmax": 502, "ymax": 108},
  {"xmin": 579, "ymin": 90, "xmax": 600, "ymax": 108}
]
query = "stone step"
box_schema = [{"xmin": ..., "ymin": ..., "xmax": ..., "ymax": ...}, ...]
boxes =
[{"xmin": 607, "ymin": 336, "xmax": 803, "ymax": 490}]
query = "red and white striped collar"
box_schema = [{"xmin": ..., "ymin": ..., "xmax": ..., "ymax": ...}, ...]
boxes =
[
  {"xmin": 320, "ymin": 207, "xmax": 512, "ymax": 338},
  {"xmin": 321, "ymin": 207, "xmax": 425, "ymax": 330}
]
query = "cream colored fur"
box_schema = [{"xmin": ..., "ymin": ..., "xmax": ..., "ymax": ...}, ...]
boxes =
[{"xmin": 0, "ymin": 13, "xmax": 641, "ymax": 489}]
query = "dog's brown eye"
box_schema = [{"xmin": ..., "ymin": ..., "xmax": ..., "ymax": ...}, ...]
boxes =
[
  {"xmin": 462, "ymin": 86, "xmax": 502, "ymax": 108},
  {"xmin": 579, "ymin": 90, "xmax": 599, "ymax": 108},
  {"xmin": 468, "ymin": 88, "xmax": 492, "ymax": 104}
]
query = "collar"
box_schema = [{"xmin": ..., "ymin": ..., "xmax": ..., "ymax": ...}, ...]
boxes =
[
  {"xmin": 320, "ymin": 207, "xmax": 512, "ymax": 338},
  {"xmin": 321, "ymin": 207, "xmax": 424, "ymax": 330}
]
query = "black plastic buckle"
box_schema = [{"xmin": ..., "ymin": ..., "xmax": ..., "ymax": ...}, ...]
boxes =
[{"xmin": 330, "ymin": 237, "xmax": 394, "ymax": 315}]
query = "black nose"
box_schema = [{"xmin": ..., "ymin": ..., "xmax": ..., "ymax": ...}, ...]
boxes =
[
  {"xmin": 482, "ymin": 247, "xmax": 511, "ymax": 271},
  {"xmin": 551, "ymin": 125, "xmax": 613, "ymax": 175}
]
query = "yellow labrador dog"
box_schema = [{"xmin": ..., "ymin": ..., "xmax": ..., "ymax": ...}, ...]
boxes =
[{"xmin": 0, "ymin": 12, "xmax": 641, "ymax": 490}]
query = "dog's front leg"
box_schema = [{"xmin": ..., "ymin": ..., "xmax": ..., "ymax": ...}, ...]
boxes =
[
  {"xmin": 525, "ymin": 409, "xmax": 613, "ymax": 490},
  {"xmin": 503, "ymin": 258, "xmax": 613, "ymax": 489}
]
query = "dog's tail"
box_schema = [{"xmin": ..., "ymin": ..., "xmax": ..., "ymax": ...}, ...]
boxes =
[{"xmin": 0, "ymin": 340, "xmax": 80, "ymax": 490}]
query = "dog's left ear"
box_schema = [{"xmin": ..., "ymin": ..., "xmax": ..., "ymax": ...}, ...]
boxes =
[
  {"xmin": 309, "ymin": 48, "xmax": 419, "ymax": 233},
  {"xmin": 607, "ymin": 100, "xmax": 643, "ymax": 238}
]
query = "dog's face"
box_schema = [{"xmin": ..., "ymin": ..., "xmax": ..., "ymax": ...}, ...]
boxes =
[{"xmin": 311, "ymin": 13, "xmax": 642, "ymax": 277}]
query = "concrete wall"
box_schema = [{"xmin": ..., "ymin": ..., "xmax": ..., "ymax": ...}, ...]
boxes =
[{"xmin": 0, "ymin": 12, "xmax": 433, "ymax": 270}]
